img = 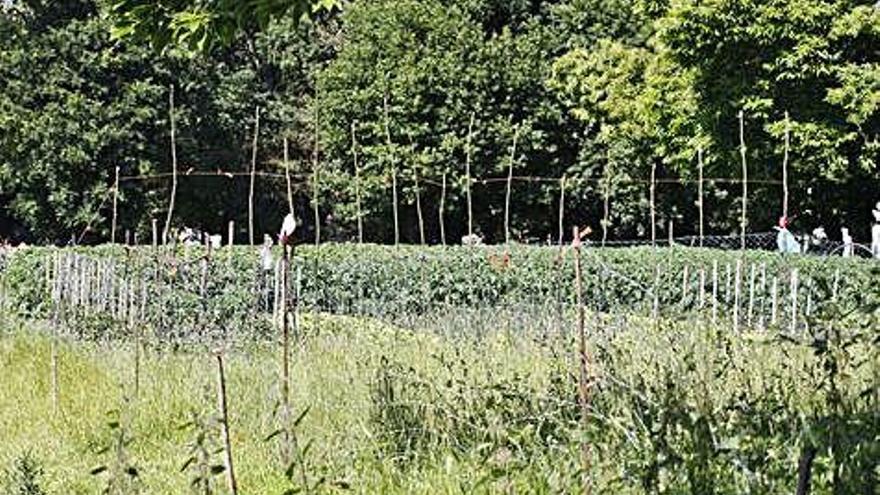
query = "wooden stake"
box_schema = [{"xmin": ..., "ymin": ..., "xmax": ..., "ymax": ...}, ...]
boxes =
[
  {"xmin": 571, "ymin": 226, "xmax": 592, "ymax": 495},
  {"xmin": 771, "ymin": 276, "xmax": 779, "ymax": 325},
  {"xmin": 351, "ymin": 123, "xmax": 363, "ymax": 244},
  {"xmin": 602, "ymin": 171, "xmax": 611, "ymax": 247},
  {"xmin": 312, "ymin": 103, "xmax": 320, "ymax": 245},
  {"xmin": 215, "ymin": 353, "xmax": 238, "ymax": 495},
  {"xmin": 650, "ymin": 162, "xmax": 657, "ymax": 246},
  {"xmin": 747, "ymin": 263, "xmax": 756, "ymax": 327},
  {"xmin": 163, "ymin": 85, "xmax": 178, "ymax": 245},
  {"xmin": 712, "ymin": 260, "xmax": 718, "ymax": 324},
  {"xmin": 782, "ymin": 111, "xmax": 790, "ymax": 220},
  {"xmin": 111, "ymin": 166, "xmax": 120, "ymax": 244},
  {"xmin": 249, "ymin": 106, "xmax": 261, "ymax": 246},
  {"xmin": 504, "ymin": 123, "xmax": 519, "ymax": 245},
  {"xmin": 739, "ymin": 110, "xmax": 747, "ymax": 250},
  {"xmin": 412, "ymin": 145, "xmax": 425, "ymax": 245},
  {"xmin": 790, "ymin": 269, "xmax": 798, "ymax": 334},
  {"xmin": 284, "ymin": 138, "xmax": 294, "ymax": 216},
  {"xmin": 151, "ymin": 219, "xmax": 158, "ymax": 251},
  {"xmin": 439, "ymin": 172, "xmax": 447, "ymax": 246},
  {"xmin": 699, "ymin": 268, "xmax": 706, "ymax": 309},
  {"xmin": 384, "ymin": 93, "xmax": 398, "ymax": 245},
  {"xmin": 280, "ymin": 245, "xmax": 292, "ymax": 464},
  {"xmin": 668, "ymin": 220, "xmax": 674, "ymax": 246},
  {"xmin": 733, "ymin": 259, "xmax": 741, "ymax": 332},
  {"xmin": 558, "ymin": 175, "xmax": 566, "ymax": 248},
  {"xmin": 227, "ymin": 221, "xmax": 234, "ymax": 247},
  {"xmin": 465, "ymin": 112, "xmax": 475, "ymax": 239},
  {"xmin": 697, "ymin": 147, "xmax": 704, "ymax": 247}
]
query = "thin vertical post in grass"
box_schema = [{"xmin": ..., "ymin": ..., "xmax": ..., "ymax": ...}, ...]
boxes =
[
  {"xmin": 111, "ymin": 166, "xmax": 120, "ymax": 244},
  {"xmin": 698, "ymin": 147, "xmax": 704, "ymax": 247},
  {"xmin": 725, "ymin": 263, "xmax": 732, "ymax": 304},
  {"xmin": 747, "ymin": 263, "xmax": 756, "ymax": 326},
  {"xmin": 412, "ymin": 147, "xmax": 425, "ymax": 245},
  {"xmin": 650, "ymin": 162, "xmax": 657, "ymax": 246},
  {"xmin": 151, "ymin": 218, "xmax": 158, "ymax": 251},
  {"xmin": 215, "ymin": 352, "xmax": 238, "ymax": 495},
  {"xmin": 758, "ymin": 263, "xmax": 767, "ymax": 330},
  {"xmin": 383, "ymin": 93, "xmax": 399, "ymax": 246},
  {"xmin": 652, "ymin": 264, "xmax": 660, "ymax": 322},
  {"xmin": 739, "ymin": 110, "xmax": 748, "ymax": 250},
  {"xmin": 284, "ymin": 137, "xmax": 294, "ymax": 216},
  {"xmin": 504, "ymin": 123, "xmax": 520, "ymax": 245},
  {"xmin": 228, "ymin": 221, "xmax": 234, "ymax": 247},
  {"xmin": 668, "ymin": 220, "xmax": 674, "ymax": 246},
  {"xmin": 249, "ymin": 106, "xmax": 261, "ymax": 247},
  {"xmin": 771, "ymin": 276, "xmax": 779, "ymax": 325},
  {"xmin": 558, "ymin": 175, "xmax": 566, "ymax": 248},
  {"xmin": 602, "ymin": 173, "xmax": 611, "ymax": 247},
  {"xmin": 712, "ymin": 260, "xmax": 718, "ymax": 324},
  {"xmin": 50, "ymin": 252, "xmax": 60, "ymax": 415},
  {"xmin": 280, "ymin": 244, "xmax": 292, "ymax": 465},
  {"xmin": 163, "ymin": 85, "xmax": 178, "ymax": 245},
  {"xmin": 790, "ymin": 269, "xmax": 798, "ymax": 334},
  {"xmin": 351, "ymin": 124, "xmax": 363, "ymax": 244},
  {"xmin": 782, "ymin": 111, "xmax": 790, "ymax": 220},
  {"xmin": 465, "ymin": 112, "xmax": 475, "ymax": 239},
  {"xmin": 571, "ymin": 226, "xmax": 592, "ymax": 495},
  {"xmin": 312, "ymin": 103, "xmax": 321, "ymax": 245},
  {"xmin": 733, "ymin": 259, "xmax": 742, "ymax": 332},
  {"xmin": 832, "ymin": 268, "xmax": 840, "ymax": 301},
  {"xmin": 439, "ymin": 172, "xmax": 447, "ymax": 246},
  {"xmin": 699, "ymin": 268, "xmax": 706, "ymax": 309},
  {"xmin": 681, "ymin": 265, "xmax": 689, "ymax": 305}
]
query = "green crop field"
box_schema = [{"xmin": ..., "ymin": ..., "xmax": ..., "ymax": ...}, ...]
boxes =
[{"xmin": 0, "ymin": 245, "xmax": 877, "ymax": 494}]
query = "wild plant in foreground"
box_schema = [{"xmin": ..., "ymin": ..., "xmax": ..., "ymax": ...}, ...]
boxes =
[
  {"xmin": 90, "ymin": 409, "xmax": 140, "ymax": 495},
  {"xmin": 2, "ymin": 452, "xmax": 47, "ymax": 495}
]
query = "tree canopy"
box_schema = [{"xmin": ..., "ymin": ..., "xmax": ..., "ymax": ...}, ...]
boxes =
[{"xmin": 1, "ymin": 0, "xmax": 877, "ymax": 244}]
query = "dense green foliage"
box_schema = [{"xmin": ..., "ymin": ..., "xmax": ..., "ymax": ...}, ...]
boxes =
[
  {"xmin": 2, "ymin": 244, "xmax": 876, "ymax": 331},
  {"xmin": 1, "ymin": 0, "xmax": 878, "ymax": 244}
]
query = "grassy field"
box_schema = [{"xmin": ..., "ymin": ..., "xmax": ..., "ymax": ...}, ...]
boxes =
[{"xmin": 1, "ymin": 306, "xmax": 876, "ymax": 494}]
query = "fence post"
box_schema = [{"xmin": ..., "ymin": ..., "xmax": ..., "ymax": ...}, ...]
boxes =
[
  {"xmin": 163, "ymin": 85, "xmax": 178, "ymax": 245},
  {"xmin": 739, "ymin": 110, "xmax": 748, "ymax": 250},
  {"xmin": 782, "ymin": 111, "xmax": 790, "ymax": 220},
  {"xmin": 699, "ymin": 267, "xmax": 706, "ymax": 309},
  {"xmin": 227, "ymin": 221, "xmax": 234, "ymax": 247},
  {"xmin": 151, "ymin": 218, "xmax": 158, "ymax": 250},
  {"xmin": 439, "ymin": 172, "xmax": 447, "ymax": 246},
  {"xmin": 790, "ymin": 269, "xmax": 798, "ymax": 334},
  {"xmin": 771, "ymin": 276, "xmax": 778, "ymax": 325},
  {"xmin": 712, "ymin": 260, "xmax": 718, "ymax": 324},
  {"xmin": 668, "ymin": 220, "xmax": 674, "ymax": 247},
  {"xmin": 698, "ymin": 147, "xmax": 704, "ymax": 247},
  {"xmin": 571, "ymin": 225, "xmax": 592, "ymax": 495},
  {"xmin": 351, "ymin": 125, "xmax": 363, "ymax": 244},
  {"xmin": 249, "ymin": 106, "xmax": 260, "ymax": 246},
  {"xmin": 465, "ymin": 112, "xmax": 475, "ymax": 240},
  {"xmin": 733, "ymin": 259, "xmax": 741, "ymax": 332},
  {"xmin": 384, "ymin": 93, "xmax": 399, "ymax": 246},
  {"xmin": 650, "ymin": 162, "xmax": 657, "ymax": 246},
  {"xmin": 215, "ymin": 353, "xmax": 239, "ymax": 495},
  {"xmin": 747, "ymin": 263, "xmax": 756, "ymax": 327},
  {"xmin": 112, "ymin": 165, "xmax": 120, "ymax": 244},
  {"xmin": 504, "ymin": 123, "xmax": 519, "ymax": 245},
  {"xmin": 558, "ymin": 175, "xmax": 566, "ymax": 248}
]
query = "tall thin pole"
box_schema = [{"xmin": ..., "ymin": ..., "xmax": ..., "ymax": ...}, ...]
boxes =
[
  {"xmin": 284, "ymin": 138, "xmax": 293, "ymax": 216},
  {"xmin": 572, "ymin": 225, "xmax": 592, "ymax": 494},
  {"xmin": 352, "ymin": 122, "xmax": 363, "ymax": 243},
  {"xmin": 215, "ymin": 353, "xmax": 238, "ymax": 495},
  {"xmin": 603, "ymin": 169, "xmax": 611, "ymax": 247},
  {"xmin": 111, "ymin": 166, "xmax": 120, "ymax": 244},
  {"xmin": 558, "ymin": 175, "xmax": 566, "ymax": 247},
  {"xmin": 439, "ymin": 172, "xmax": 447, "ymax": 246},
  {"xmin": 504, "ymin": 124, "xmax": 519, "ymax": 245},
  {"xmin": 739, "ymin": 110, "xmax": 747, "ymax": 250},
  {"xmin": 249, "ymin": 106, "xmax": 261, "ymax": 246},
  {"xmin": 698, "ymin": 147, "xmax": 704, "ymax": 247},
  {"xmin": 384, "ymin": 93, "xmax": 398, "ymax": 245},
  {"xmin": 650, "ymin": 162, "xmax": 657, "ymax": 246},
  {"xmin": 312, "ymin": 102, "xmax": 320, "ymax": 245},
  {"xmin": 465, "ymin": 112, "xmax": 475, "ymax": 239},
  {"xmin": 163, "ymin": 85, "xmax": 178, "ymax": 245},
  {"xmin": 412, "ymin": 145, "xmax": 425, "ymax": 245},
  {"xmin": 782, "ymin": 111, "xmax": 790, "ymax": 220}
]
